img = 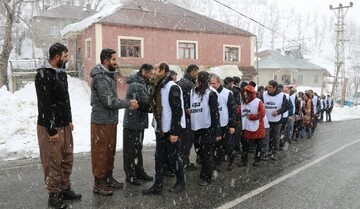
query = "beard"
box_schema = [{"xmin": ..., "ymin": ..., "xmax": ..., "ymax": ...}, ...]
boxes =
[
  {"xmin": 108, "ymin": 64, "xmax": 117, "ymax": 72},
  {"xmin": 57, "ymin": 60, "xmax": 66, "ymax": 69}
]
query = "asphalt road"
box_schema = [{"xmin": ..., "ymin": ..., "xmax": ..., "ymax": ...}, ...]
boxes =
[{"xmin": 0, "ymin": 119, "xmax": 359, "ymax": 209}]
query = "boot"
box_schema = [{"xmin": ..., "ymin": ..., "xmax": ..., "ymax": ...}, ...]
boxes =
[
  {"xmin": 142, "ymin": 185, "xmax": 162, "ymax": 195},
  {"xmin": 61, "ymin": 188, "xmax": 82, "ymax": 200},
  {"xmin": 227, "ymin": 158, "xmax": 235, "ymax": 171},
  {"xmin": 93, "ymin": 178, "xmax": 113, "ymax": 196},
  {"xmin": 48, "ymin": 192, "xmax": 68, "ymax": 209},
  {"xmin": 168, "ymin": 181, "xmax": 185, "ymax": 193},
  {"xmin": 137, "ymin": 171, "xmax": 154, "ymax": 181},
  {"xmin": 106, "ymin": 172, "xmax": 124, "ymax": 189}
]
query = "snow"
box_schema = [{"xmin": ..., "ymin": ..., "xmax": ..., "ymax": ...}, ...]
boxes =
[
  {"xmin": 0, "ymin": 77, "xmax": 156, "ymax": 161},
  {"xmin": 61, "ymin": 3, "xmax": 123, "ymax": 37},
  {"xmin": 0, "ymin": 77, "xmax": 359, "ymax": 161}
]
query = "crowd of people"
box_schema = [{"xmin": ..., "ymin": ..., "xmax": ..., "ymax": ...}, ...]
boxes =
[{"xmin": 34, "ymin": 43, "xmax": 335, "ymax": 209}]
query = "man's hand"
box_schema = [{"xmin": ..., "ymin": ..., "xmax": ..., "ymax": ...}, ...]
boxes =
[
  {"xmin": 49, "ymin": 133, "xmax": 60, "ymax": 142},
  {"xmin": 215, "ymin": 136, "xmax": 222, "ymax": 142},
  {"xmin": 186, "ymin": 108, "xmax": 191, "ymax": 116},
  {"xmin": 130, "ymin": 99, "xmax": 139, "ymax": 110},
  {"xmin": 272, "ymin": 111, "xmax": 278, "ymax": 116},
  {"xmin": 170, "ymin": 135, "xmax": 178, "ymax": 143},
  {"xmin": 228, "ymin": 127, "xmax": 235, "ymax": 135}
]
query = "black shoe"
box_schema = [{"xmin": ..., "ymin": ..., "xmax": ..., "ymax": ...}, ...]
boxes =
[
  {"xmin": 184, "ymin": 162, "xmax": 197, "ymax": 171},
  {"xmin": 48, "ymin": 193, "xmax": 68, "ymax": 209},
  {"xmin": 238, "ymin": 161, "xmax": 248, "ymax": 167},
  {"xmin": 142, "ymin": 185, "xmax": 162, "ymax": 195},
  {"xmin": 168, "ymin": 182, "xmax": 185, "ymax": 193},
  {"xmin": 164, "ymin": 170, "xmax": 175, "ymax": 177},
  {"xmin": 61, "ymin": 188, "xmax": 82, "ymax": 200},
  {"xmin": 126, "ymin": 177, "xmax": 142, "ymax": 186},
  {"xmin": 270, "ymin": 154, "xmax": 277, "ymax": 161},
  {"xmin": 138, "ymin": 172, "xmax": 154, "ymax": 181},
  {"xmin": 198, "ymin": 179, "xmax": 210, "ymax": 186}
]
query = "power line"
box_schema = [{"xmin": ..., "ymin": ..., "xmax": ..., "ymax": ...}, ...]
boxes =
[{"xmin": 212, "ymin": 0, "xmax": 334, "ymax": 61}]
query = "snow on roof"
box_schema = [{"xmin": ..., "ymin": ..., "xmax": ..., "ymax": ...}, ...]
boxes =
[
  {"xmin": 61, "ymin": 3, "xmax": 124, "ymax": 37},
  {"xmin": 209, "ymin": 65, "xmax": 243, "ymax": 80}
]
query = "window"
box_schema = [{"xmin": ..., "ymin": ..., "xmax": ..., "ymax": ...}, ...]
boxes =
[
  {"xmin": 177, "ymin": 41, "xmax": 198, "ymax": 59},
  {"xmin": 314, "ymin": 75, "xmax": 319, "ymax": 83},
  {"xmin": 224, "ymin": 45, "xmax": 240, "ymax": 62},
  {"xmin": 119, "ymin": 37, "xmax": 143, "ymax": 58},
  {"xmin": 274, "ymin": 75, "xmax": 277, "ymax": 81},
  {"xmin": 281, "ymin": 75, "xmax": 291, "ymax": 85},
  {"xmin": 50, "ymin": 26, "xmax": 59, "ymax": 36},
  {"xmin": 85, "ymin": 38, "xmax": 91, "ymax": 59}
]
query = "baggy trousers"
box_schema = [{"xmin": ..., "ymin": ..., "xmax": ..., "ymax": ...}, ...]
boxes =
[
  {"xmin": 37, "ymin": 124, "xmax": 74, "ymax": 193},
  {"xmin": 91, "ymin": 123, "xmax": 117, "ymax": 179}
]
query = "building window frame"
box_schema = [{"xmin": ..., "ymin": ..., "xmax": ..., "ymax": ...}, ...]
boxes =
[
  {"xmin": 223, "ymin": 45, "xmax": 241, "ymax": 63},
  {"xmin": 85, "ymin": 38, "xmax": 92, "ymax": 59},
  {"xmin": 118, "ymin": 36, "xmax": 144, "ymax": 58},
  {"xmin": 50, "ymin": 26, "xmax": 59, "ymax": 36},
  {"xmin": 176, "ymin": 40, "xmax": 198, "ymax": 60}
]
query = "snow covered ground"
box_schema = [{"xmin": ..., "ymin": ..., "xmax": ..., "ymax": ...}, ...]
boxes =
[{"xmin": 0, "ymin": 77, "xmax": 359, "ymax": 161}]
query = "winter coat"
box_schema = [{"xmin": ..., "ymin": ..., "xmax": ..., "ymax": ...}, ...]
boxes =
[
  {"xmin": 35, "ymin": 61, "xmax": 72, "ymax": 136},
  {"xmin": 123, "ymin": 72, "xmax": 150, "ymax": 130},
  {"xmin": 302, "ymin": 98, "xmax": 313, "ymax": 128},
  {"xmin": 177, "ymin": 73, "xmax": 196, "ymax": 109},
  {"xmin": 241, "ymin": 85, "xmax": 266, "ymax": 139},
  {"xmin": 90, "ymin": 64, "xmax": 130, "ymax": 124}
]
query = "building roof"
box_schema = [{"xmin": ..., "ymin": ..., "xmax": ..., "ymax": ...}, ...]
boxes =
[
  {"xmin": 257, "ymin": 50, "xmax": 331, "ymax": 76},
  {"xmin": 38, "ymin": 5, "xmax": 97, "ymax": 20},
  {"xmin": 63, "ymin": 0, "xmax": 253, "ymax": 37}
]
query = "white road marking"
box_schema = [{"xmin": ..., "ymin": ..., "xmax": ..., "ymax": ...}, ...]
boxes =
[{"xmin": 217, "ymin": 138, "xmax": 360, "ymax": 209}]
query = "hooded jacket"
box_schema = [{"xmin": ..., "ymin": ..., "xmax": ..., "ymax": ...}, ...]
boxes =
[
  {"xmin": 90, "ymin": 64, "xmax": 130, "ymax": 124},
  {"xmin": 35, "ymin": 61, "xmax": 72, "ymax": 136},
  {"xmin": 241, "ymin": 85, "xmax": 266, "ymax": 139},
  {"xmin": 123, "ymin": 72, "xmax": 150, "ymax": 130}
]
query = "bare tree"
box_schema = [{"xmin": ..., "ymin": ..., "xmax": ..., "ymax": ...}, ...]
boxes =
[
  {"xmin": 268, "ymin": 2, "xmax": 280, "ymax": 50},
  {"xmin": 0, "ymin": 0, "xmax": 21, "ymax": 89}
]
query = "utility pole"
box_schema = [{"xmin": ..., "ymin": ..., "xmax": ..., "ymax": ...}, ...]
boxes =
[{"xmin": 329, "ymin": 2, "xmax": 353, "ymax": 107}]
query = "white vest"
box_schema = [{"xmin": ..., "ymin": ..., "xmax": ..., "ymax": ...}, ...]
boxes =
[
  {"xmin": 241, "ymin": 98, "xmax": 261, "ymax": 131},
  {"xmin": 283, "ymin": 93, "xmax": 290, "ymax": 118},
  {"xmin": 190, "ymin": 87, "xmax": 214, "ymax": 131},
  {"xmin": 263, "ymin": 91, "xmax": 284, "ymax": 122},
  {"xmin": 312, "ymin": 95, "xmax": 318, "ymax": 114},
  {"xmin": 290, "ymin": 94, "xmax": 296, "ymax": 114},
  {"xmin": 159, "ymin": 80, "xmax": 186, "ymax": 133},
  {"xmin": 218, "ymin": 88, "xmax": 231, "ymax": 127}
]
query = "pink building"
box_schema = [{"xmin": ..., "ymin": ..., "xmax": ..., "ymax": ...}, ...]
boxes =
[{"xmin": 63, "ymin": 0, "xmax": 257, "ymax": 96}]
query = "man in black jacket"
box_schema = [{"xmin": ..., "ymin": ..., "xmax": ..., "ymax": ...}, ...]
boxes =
[
  {"xmin": 35, "ymin": 43, "xmax": 81, "ymax": 209},
  {"xmin": 142, "ymin": 62, "xmax": 186, "ymax": 195},
  {"xmin": 177, "ymin": 64, "xmax": 199, "ymax": 170},
  {"xmin": 123, "ymin": 64, "xmax": 154, "ymax": 185}
]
